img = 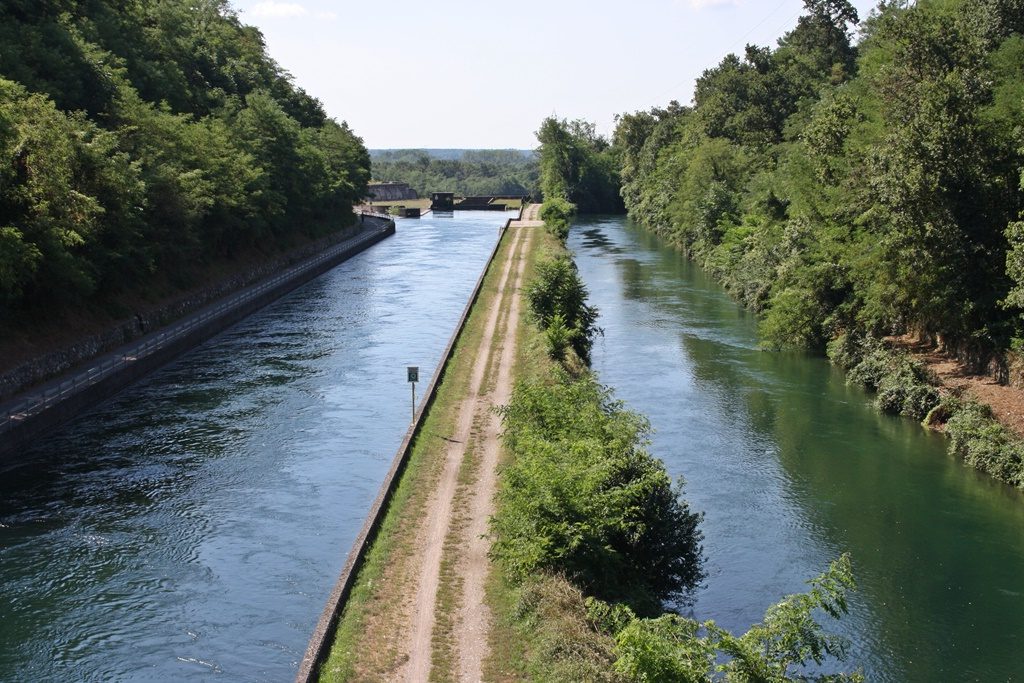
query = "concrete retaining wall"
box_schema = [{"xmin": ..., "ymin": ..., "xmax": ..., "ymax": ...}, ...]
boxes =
[
  {"xmin": 295, "ymin": 208, "xmax": 521, "ymax": 682},
  {"xmin": 0, "ymin": 218, "xmax": 395, "ymax": 459},
  {"xmin": 0, "ymin": 226, "xmax": 374, "ymax": 402}
]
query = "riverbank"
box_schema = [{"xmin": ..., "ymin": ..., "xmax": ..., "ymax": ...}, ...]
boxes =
[
  {"xmin": 311, "ymin": 208, "xmax": 538, "ymax": 681},
  {"xmin": 898, "ymin": 337, "xmax": 1024, "ymax": 438},
  {"xmin": 0, "ymin": 218, "xmax": 377, "ymax": 400},
  {"xmin": 0, "ymin": 217, "xmax": 394, "ymax": 459}
]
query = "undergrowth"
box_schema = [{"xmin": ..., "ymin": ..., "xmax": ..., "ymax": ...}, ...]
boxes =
[{"xmin": 829, "ymin": 332, "xmax": 1024, "ymax": 490}]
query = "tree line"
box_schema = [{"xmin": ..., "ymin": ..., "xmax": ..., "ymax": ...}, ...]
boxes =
[
  {"xmin": 0, "ymin": 0, "xmax": 369, "ymax": 323},
  {"xmin": 541, "ymin": 0, "xmax": 1024, "ymax": 360},
  {"xmin": 369, "ymin": 148, "xmax": 538, "ymax": 197}
]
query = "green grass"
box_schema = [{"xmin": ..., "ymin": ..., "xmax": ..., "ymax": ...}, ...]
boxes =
[{"xmin": 481, "ymin": 224, "xmax": 586, "ymax": 681}]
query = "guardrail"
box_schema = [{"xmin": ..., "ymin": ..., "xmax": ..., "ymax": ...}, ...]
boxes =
[
  {"xmin": 1, "ymin": 222, "xmax": 391, "ymax": 437},
  {"xmin": 359, "ymin": 210, "xmax": 394, "ymax": 220}
]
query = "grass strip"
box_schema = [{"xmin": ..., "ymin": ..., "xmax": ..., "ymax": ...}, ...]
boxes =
[{"xmin": 318, "ymin": 224, "xmax": 519, "ymax": 681}]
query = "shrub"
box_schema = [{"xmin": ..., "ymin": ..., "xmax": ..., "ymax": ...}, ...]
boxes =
[
  {"xmin": 608, "ymin": 556, "xmax": 862, "ymax": 683},
  {"xmin": 492, "ymin": 373, "xmax": 704, "ymax": 612},
  {"xmin": 826, "ymin": 332, "xmax": 862, "ymax": 370},
  {"xmin": 945, "ymin": 400, "xmax": 1024, "ymax": 488},
  {"xmin": 540, "ymin": 197, "xmax": 576, "ymax": 241},
  {"xmin": 543, "ymin": 313, "xmax": 577, "ymax": 361},
  {"xmin": 613, "ymin": 615, "xmax": 714, "ymax": 683},
  {"xmin": 510, "ymin": 575, "xmax": 623, "ymax": 682},
  {"xmin": 836, "ymin": 336, "xmax": 940, "ymax": 420},
  {"xmin": 759, "ymin": 287, "xmax": 825, "ymax": 350},
  {"xmin": 874, "ymin": 361, "xmax": 940, "ymax": 421},
  {"xmin": 526, "ymin": 255, "xmax": 599, "ymax": 363}
]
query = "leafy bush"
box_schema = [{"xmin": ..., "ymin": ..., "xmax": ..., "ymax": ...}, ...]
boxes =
[
  {"xmin": 613, "ymin": 615, "xmax": 713, "ymax": 683},
  {"xmin": 509, "ymin": 575, "xmax": 624, "ymax": 682},
  {"xmin": 945, "ymin": 400, "xmax": 1024, "ymax": 488},
  {"xmin": 543, "ymin": 313, "xmax": 578, "ymax": 361},
  {"xmin": 759, "ymin": 287, "xmax": 825, "ymax": 350},
  {"xmin": 540, "ymin": 197, "xmax": 577, "ymax": 241},
  {"xmin": 610, "ymin": 556, "xmax": 862, "ymax": 683},
  {"xmin": 525, "ymin": 255, "xmax": 599, "ymax": 363},
  {"xmin": 836, "ymin": 336, "xmax": 940, "ymax": 420},
  {"xmin": 825, "ymin": 332, "xmax": 861, "ymax": 370},
  {"xmin": 492, "ymin": 372, "xmax": 704, "ymax": 612}
]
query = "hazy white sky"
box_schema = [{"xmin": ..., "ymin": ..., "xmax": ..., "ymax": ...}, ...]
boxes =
[{"xmin": 231, "ymin": 0, "xmax": 879, "ymax": 149}]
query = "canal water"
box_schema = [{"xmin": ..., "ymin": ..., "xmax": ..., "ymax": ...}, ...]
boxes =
[
  {"xmin": 569, "ymin": 216, "xmax": 1024, "ymax": 682},
  {"xmin": 0, "ymin": 211, "xmax": 511, "ymax": 681}
]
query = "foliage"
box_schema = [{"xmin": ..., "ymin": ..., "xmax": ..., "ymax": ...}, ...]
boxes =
[
  {"xmin": 537, "ymin": 116, "xmax": 624, "ymax": 213},
  {"xmin": 612, "ymin": 0, "xmax": 1024, "ymax": 354},
  {"xmin": 368, "ymin": 148, "xmax": 538, "ymax": 197},
  {"xmin": 525, "ymin": 254, "xmax": 599, "ymax": 363},
  {"xmin": 944, "ymin": 399, "xmax": 1024, "ymax": 487},
  {"xmin": 0, "ymin": 1, "xmax": 368, "ymax": 323},
  {"xmin": 492, "ymin": 371, "xmax": 705, "ymax": 612},
  {"xmin": 611, "ymin": 555, "xmax": 863, "ymax": 683},
  {"xmin": 540, "ymin": 197, "xmax": 577, "ymax": 241},
  {"xmin": 829, "ymin": 335, "xmax": 940, "ymax": 421},
  {"xmin": 507, "ymin": 574, "xmax": 625, "ymax": 682}
]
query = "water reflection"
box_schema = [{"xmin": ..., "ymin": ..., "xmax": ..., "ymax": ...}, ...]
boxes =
[{"xmin": 570, "ymin": 215, "xmax": 1024, "ymax": 682}]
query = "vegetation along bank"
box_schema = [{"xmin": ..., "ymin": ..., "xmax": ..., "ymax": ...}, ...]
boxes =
[
  {"xmin": 0, "ymin": 1, "xmax": 369, "ymax": 374},
  {"xmin": 537, "ymin": 0, "xmax": 1024, "ymax": 491},
  {"xmin": 484, "ymin": 202, "xmax": 864, "ymax": 681}
]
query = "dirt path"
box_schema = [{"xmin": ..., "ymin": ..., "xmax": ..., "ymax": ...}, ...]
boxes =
[
  {"xmin": 512, "ymin": 203, "xmax": 543, "ymax": 228},
  {"xmin": 395, "ymin": 220, "xmax": 533, "ymax": 681},
  {"xmin": 455, "ymin": 223, "xmax": 531, "ymax": 681}
]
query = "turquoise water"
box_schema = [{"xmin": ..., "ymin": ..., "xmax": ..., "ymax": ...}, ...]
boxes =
[
  {"xmin": 569, "ymin": 215, "xmax": 1024, "ymax": 682},
  {"xmin": 0, "ymin": 211, "xmax": 511, "ymax": 681}
]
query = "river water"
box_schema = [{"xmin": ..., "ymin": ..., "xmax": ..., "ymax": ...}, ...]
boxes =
[
  {"xmin": 569, "ymin": 216, "xmax": 1024, "ymax": 682},
  {"xmin": 0, "ymin": 211, "xmax": 510, "ymax": 682}
]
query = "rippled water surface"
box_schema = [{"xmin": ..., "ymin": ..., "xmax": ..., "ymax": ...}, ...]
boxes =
[
  {"xmin": 570, "ymin": 216, "xmax": 1024, "ymax": 682},
  {"xmin": 0, "ymin": 211, "xmax": 510, "ymax": 681}
]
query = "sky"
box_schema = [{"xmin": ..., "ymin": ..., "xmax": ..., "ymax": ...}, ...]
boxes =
[{"xmin": 230, "ymin": 0, "xmax": 880, "ymax": 149}]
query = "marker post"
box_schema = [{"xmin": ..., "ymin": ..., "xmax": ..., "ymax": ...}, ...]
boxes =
[{"xmin": 407, "ymin": 366, "xmax": 419, "ymax": 423}]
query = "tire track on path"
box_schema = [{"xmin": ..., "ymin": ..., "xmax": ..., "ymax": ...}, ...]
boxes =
[{"xmin": 400, "ymin": 224, "xmax": 530, "ymax": 682}]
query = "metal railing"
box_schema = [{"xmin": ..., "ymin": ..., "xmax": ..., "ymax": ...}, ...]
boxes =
[{"xmin": 1, "ymin": 221, "xmax": 391, "ymax": 436}]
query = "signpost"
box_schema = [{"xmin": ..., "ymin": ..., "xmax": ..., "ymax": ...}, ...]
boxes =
[{"xmin": 407, "ymin": 366, "xmax": 419, "ymax": 423}]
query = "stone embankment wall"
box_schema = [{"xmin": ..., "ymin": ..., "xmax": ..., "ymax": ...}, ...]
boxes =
[
  {"xmin": 0, "ymin": 217, "xmax": 394, "ymax": 458},
  {"xmin": 0, "ymin": 225, "xmax": 362, "ymax": 402}
]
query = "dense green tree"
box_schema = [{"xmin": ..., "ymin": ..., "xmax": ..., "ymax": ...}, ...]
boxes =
[
  {"xmin": 537, "ymin": 116, "xmax": 624, "ymax": 213},
  {"xmin": 0, "ymin": 0, "xmax": 368, "ymax": 322},
  {"xmin": 612, "ymin": 0, "xmax": 1024, "ymax": 356}
]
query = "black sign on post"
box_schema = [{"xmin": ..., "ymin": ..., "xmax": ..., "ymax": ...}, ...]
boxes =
[{"xmin": 407, "ymin": 366, "xmax": 419, "ymax": 423}]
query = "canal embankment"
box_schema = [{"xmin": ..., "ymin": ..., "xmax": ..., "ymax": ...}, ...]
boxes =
[
  {"xmin": 0, "ymin": 210, "xmax": 509, "ymax": 682},
  {"xmin": 0, "ymin": 215, "xmax": 395, "ymax": 459},
  {"xmin": 308, "ymin": 207, "xmax": 539, "ymax": 682}
]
